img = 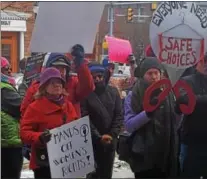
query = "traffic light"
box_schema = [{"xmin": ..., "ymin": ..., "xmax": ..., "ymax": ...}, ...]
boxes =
[
  {"xmin": 151, "ymin": 2, "xmax": 157, "ymax": 11},
  {"xmin": 127, "ymin": 8, "xmax": 133, "ymax": 22}
]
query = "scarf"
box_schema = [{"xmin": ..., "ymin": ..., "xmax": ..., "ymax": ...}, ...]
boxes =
[
  {"xmin": 1, "ymin": 73, "xmax": 16, "ymax": 87},
  {"xmin": 46, "ymin": 93, "xmax": 65, "ymax": 106},
  {"xmin": 131, "ymin": 78, "xmax": 150, "ymax": 113}
]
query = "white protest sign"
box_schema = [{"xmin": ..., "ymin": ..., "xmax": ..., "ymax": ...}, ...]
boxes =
[
  {"xmin": 30, "ymin": 2, "xmax": 105, "ymax": 53},
  {"xmin": 150, "ymin": 2, "xmax": 207, "ymax": 84},
  {"xmin": 47, "ymin": 116, "xmax": 95, "ymax": 178}
]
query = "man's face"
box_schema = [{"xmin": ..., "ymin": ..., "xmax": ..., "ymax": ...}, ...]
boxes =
[
  {"xmin": 143, "ymin": 68, "xmax": 161, "ymax": 84},
  {"xmin": 91, "ymin": 72, "xmax": 104, "ymax": 83}
]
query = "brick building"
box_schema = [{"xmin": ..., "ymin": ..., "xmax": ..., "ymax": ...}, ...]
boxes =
[{"xmin": 1, "ymin": 1, "xmax": 35, "ymax": 72}]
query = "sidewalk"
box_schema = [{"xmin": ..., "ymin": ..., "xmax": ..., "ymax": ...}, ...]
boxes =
[{"xmin": 21, "ymin": 157, "xmax": 134, "ymax": 178}]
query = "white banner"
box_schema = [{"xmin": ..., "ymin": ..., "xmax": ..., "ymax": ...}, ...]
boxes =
[
  {"xmin": 30, "ymin": 2, "xmax": 105, "ymax": 53},
  {"xmin": 47, "ymin": 116, "xmax": 95, "ymax": 178}
]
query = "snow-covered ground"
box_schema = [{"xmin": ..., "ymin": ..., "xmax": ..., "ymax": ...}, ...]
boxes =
[{"xmin": 21, "ymin": 157, "xmax": 134, "ymax": 178}]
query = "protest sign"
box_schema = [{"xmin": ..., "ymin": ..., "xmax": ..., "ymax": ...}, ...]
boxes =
[
  {"xmin": 150, "ymin": 1, "xmax": 206, "ymax": 84},
  {"xmin": 47, "ymin": 116, "xmax": 95, "ymax": 178},
  {"xmin": 23, "ymin": 53, "xmax": 46, "ymax": 86},
  {"xmin": 105, "ymin": 36, "xmax": 133, "ymax": 64},
  {"xmin": 30, "ymin": 2, "xmax": 105, "ymax": 53},
  {"xmin": 143, "ymin": 2, "xmax": 207, "ymax": 114}
]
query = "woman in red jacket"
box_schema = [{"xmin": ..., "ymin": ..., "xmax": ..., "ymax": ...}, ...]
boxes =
[
  {"xmin": 20, "ymin": 67, "xmax": 77, "ymax": 179},
  {"xmin": 21, "ymin": 45, "xmax": 94, "ymax": 118}
]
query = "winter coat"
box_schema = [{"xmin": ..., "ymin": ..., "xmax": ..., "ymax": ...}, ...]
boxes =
[
  {"xmin": 1, "ymin": 82, "xmax": 22, "ymax": 147},
  {"xmin": 124, "ymin": 79, "xmax": 178, "ymax": 176},
  {"xmin": 81, "ymin": 85, "xmax": 123, "ymax": 147},
  {"xmin": 20, "ymin": 96, "xmax": 77, "ymax": 170},
  {"xmin": 20, "ymin": 63, "xmax": 94, "ymax": 117},
  {"xmin": 179, "ymin": 72, "xmax": 207, "ymax": 146}
]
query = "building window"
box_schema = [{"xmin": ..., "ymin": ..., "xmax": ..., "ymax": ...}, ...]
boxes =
[{"xmin": 2, "ymin": 44, "xmax": 12, "ymax": 63}]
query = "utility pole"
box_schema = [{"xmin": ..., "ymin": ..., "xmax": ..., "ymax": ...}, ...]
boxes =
[{"xmin": 108, "ymin": 2, "xmax": 114, "ymax": 36}]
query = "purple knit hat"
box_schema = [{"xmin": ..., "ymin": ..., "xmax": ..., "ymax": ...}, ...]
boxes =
[{"xmin": 39, "ymin": 67, "xmax": 65, "ymax": 88}]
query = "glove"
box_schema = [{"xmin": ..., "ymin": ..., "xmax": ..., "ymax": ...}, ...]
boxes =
[
  {"xmin": 176, "ymin": 95, "xmax": 189, "ymax": 105},
  {"xmin": 39, "ymin": 129, "xmax": 52, "ymax": 144},
  {"xmin": 22, "ymin": 145, "xmax": 31, "ymax": 161},
  {"xmin": 175, "ymin": 95, "xmax": 188, "ymax": 114},
  {"xmin": 101, "ymin": 134, "xmax": 113, "ymax": 145},
  {"xmin": 71, "ymin": 44, "xmax": 84, "ymax": 67},
  {"xmin": 146, "ymin": 97, "xmax": 159, "ymax": 118},
  {"xmin": 151, "ymin": 88, "xmax": 162, "ymax": 98}
]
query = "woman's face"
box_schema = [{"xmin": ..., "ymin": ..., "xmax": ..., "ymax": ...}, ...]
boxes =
[
  {"xmin": 45, "ymin": 78, "xmax": 63, "ymax": 96},
  {"xmin": 1, "ymin": 65, "xmax": 12, "ymax": 76}
]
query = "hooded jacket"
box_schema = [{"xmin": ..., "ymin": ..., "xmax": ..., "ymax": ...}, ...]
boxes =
[
  {"xmin": 1, "ymin": 82, "xmax": 22, "ymax": 147},
  {"xmin": 81, "ymin": 66, "xmax": 123, "ymax": 143},
  {"xmin": 21, "ymin": 53, "xmax": 94, "ymax": 117}
]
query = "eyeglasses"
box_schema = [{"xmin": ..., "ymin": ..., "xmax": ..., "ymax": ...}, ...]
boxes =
[{"xmin": 2, "ymin": 66, "xmax": 12, "ymax": 72}]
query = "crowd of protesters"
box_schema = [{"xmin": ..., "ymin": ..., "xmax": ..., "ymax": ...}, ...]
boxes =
[{"xmin": 1, "ymin": 43, "xmax": 207, "ymax": 179}]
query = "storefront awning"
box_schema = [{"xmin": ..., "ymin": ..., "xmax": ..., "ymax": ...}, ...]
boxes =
[
  {"xmin": 1, "ymin": 10, "xmax": 32, "ymax": 32},
  {"xmin": 1, "ymin": 10, "xmax": 31, "ymax": 20}
]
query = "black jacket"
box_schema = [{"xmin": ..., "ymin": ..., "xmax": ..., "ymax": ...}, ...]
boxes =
[
  {"xmin": 81, "ymin": 85, "xmax": 123, "ymax": 142},
  {"xmin": 129, "ymin": 79, "xmax": 178, "ymax": 176},
  {"xmin": 1, "ymin": 86, "xmax": 21, "ymax": 119},
  {"xmin": 178, "ymin": 72, "xmax": 207, "ymax": 146}
]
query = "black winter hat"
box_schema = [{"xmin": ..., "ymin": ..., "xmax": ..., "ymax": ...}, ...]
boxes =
[{"xmin": 139, "ymin": 57, "xmax": 162, "ymax": 77}]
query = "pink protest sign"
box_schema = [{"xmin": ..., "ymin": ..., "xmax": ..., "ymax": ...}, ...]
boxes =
[{"xmin": 105, "ymin": 36, "xmax": 132, "ymax": 63}]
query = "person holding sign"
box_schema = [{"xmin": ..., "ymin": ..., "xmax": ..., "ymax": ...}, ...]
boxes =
[
  {"xmin": 1, "ymin": 57, "xmax": 23, "ymax": 179},
  {"xmin": 21, "ymin": 44, "xmax": 94, "ymax": 118},
  {"xmin": 175, "ymin": 53, "xmax": 207, "ymax": 177},
  {"xmin": 20, "ymin": 67, "xmax": 77, "ymax": 179},
  {"xmin": 124, "ymin": 57, "xmax": 178, "ymax": 178},
  {"xmin": 81, "ymin": 62, "xmax": 123, "ymax": 179}
]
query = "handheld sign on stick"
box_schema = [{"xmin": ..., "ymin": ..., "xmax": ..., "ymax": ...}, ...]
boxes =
[{"xmin": 23, "ymin": 53, "xmax": 46, "ymax": 86}]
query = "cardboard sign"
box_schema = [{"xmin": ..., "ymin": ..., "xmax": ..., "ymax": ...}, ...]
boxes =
[
  {"xmin": 30, "ymin": 2, "xmax": 105, "ymax": 53},
  {"xmin": 47, "ymin": 116, "xmax": 95, "ymax": 178},
  {"xmin": 23, "ymin": 53, "xmax": 46, "ymax": 86},
  {"xmin": 150, "ymin": 2, "xmax": 207, "ymax": 84},
  {"xmin": 105, "ymin": 36, "xmax": 132, "ymax": 63}
]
